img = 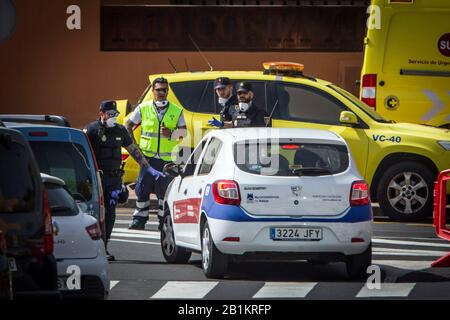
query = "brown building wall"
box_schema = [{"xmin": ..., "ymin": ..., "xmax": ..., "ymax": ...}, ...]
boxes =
[{"xmin": 0, "ymin": 0, "xmax": 363, "ymax": 128}]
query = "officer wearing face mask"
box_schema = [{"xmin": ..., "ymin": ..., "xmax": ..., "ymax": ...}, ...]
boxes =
[
  {"xmin": 208, "ymin": 77, "xmax": 238, "ymax": 128},
  {"xmin": 86, "ymin": 100, "xmax": 164, "ymax": 261},
  {"xmin": 231, "ymin": 82, "xmax": 271, "ymax": 128}
]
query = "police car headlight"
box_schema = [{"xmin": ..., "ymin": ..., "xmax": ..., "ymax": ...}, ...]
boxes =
[{"xmin": 438, "ymin": 141, "xmax": 450, "ymax": 151}]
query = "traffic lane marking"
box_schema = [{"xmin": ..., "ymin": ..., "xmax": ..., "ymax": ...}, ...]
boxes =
[
  {"xmin": 151, "ymin": 281, "xmax": 218, "ymax": 299},
  {"xmin": 253, "ymin": 282, "xmax": 317, "ymax": 299},
  {"xmin": 356, "ymin": 283, "xmax": 415, "ymax": 298}
]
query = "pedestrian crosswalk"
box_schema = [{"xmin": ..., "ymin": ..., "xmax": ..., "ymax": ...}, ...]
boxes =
[{"xmin": 107, "ymin": 279, "xmax": 450, "ymax": 300}]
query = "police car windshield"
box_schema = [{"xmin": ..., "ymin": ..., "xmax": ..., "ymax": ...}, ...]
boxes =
[
  {"xmin": 328, "ymin": 85, "xmax": 391, "ymax": 123},
  {"xmin": 234, "ymin": 140, "xmax": 349, "ymax": 177}
]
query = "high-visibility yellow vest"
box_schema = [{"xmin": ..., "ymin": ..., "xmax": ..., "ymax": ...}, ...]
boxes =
[{"xmin": 139, "ymin": 101, "xmax": 183, "ymax": 162}]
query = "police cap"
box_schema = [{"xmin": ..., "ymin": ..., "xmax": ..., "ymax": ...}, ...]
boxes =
[
  {"xmin": 214, "ymin": 77, "xmax": 232, "ymax": 90},
  {"xmin": 236, "ymin": 81, "xmax": 253, "ymax": 93},
  {"xmin": 99, "ymin": 100, "xmax": 118, "ymax": 112}
]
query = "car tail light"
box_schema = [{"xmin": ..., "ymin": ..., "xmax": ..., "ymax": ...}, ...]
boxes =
[
  {"xmin": 350, "ymin": 181, "xmax": 370, "ymax": 206},
  {"xmin": 361, "ymin": 74, "xmax": 377, "ymax": 109},
  {"xmin": 86, "ymin": 223, "xmax": 102, "ymax": 240},
  {"xmin": 351, "ymin": 237, "xmax": 365, "ymax": 243},
  {"xmin": 212, "ymin": 180, "xmax": 241, "ymax": 205},
  {"xmin": 42, "ymin": 190, "xmax": 54, "ymax": 255},
  {"xmin": 281, "ymin": 144, "xmax": 300, "ymax": 150},
  {"xmin": 121, "ymin": 154, "xmax": 130, "ymax": 162},
  {"xmin": 0, "ymin": 231, "xmax": 6, "ymax": 255},
  {"xmin": 223, "ymin": 237, "xmax": 240, "ymax": 242},
  {"xmin": 29, "ymin": 131, "xmax": 49, "ymax": 137}
]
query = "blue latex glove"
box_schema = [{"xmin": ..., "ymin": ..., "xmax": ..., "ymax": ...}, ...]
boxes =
[
  {"xmin": 146, "ymin": 166, "xmax": 166, "ymax": 181},
  {"xmin": 208, "ymin": 117, "xmax": 223, "ymax": 128},
  {"xmin": 110, "ymin": 189, "xmax": 120, "ymax": 206}
]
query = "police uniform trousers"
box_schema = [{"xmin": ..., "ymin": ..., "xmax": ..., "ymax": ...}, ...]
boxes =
[
  {"xmin": 133, "ymin": 157, "xmax": 173, "ymax": 222},
  {"xmin": 102, "ymin": 173, "xmax": 122, "ymax": 241}
]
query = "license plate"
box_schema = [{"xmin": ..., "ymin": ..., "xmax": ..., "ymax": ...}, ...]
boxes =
[{"xmin": 270, "ymin": 227, "xmax": 323, "ymax": 241}]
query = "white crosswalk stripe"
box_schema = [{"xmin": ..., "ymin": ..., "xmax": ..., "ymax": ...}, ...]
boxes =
[
  {"xmin": 253, "ymin": 282, "xmax": 317, "ymax": 299},
  {"xmin": 110, "ymin": 281, "xmax": 120, "ymax": 290},
  {"xmin": 356, "ymin": 283, "xmax": 416, "ymax": 298},
  {"xmin": 151, "ymin": 281, "xmax": 219, "ymax": 299}
]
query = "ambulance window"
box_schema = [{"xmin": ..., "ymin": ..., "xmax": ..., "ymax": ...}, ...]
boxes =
[
  {"xmin": 240, "ymin": 81, "xmax": 268, "ymax": 112},
  {"xmin": 197, "ymin": 81, "xmax": 216, "ymax": 114},
  {"xmin": 198, "ymin": 138, "xmax": 222, "ymax": 176},
  {"xmin": 275, "ymin": 84, "xmax": 346, "ymax": 125},
  {"xmin": 170, "ymin": 80, "xmax": 208, "ymax": 112}
]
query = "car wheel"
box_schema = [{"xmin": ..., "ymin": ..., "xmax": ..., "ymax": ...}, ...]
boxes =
[
  {"xmin": 201, "ymin": 221, "xmax": 228, "ymax": 279},
  {"xmin": 377, "ymin": 161, "xmax": 434, "ymax": 221},
  {"xmin": 160, "ymin": 210, "xmax": 191, "ymax": 264},
  {"xmin": 346, "ymin": 243, "xmax": 372, "ymax": 280}
]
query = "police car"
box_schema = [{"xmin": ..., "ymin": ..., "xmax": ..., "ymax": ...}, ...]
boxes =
[{"xmin": 160, "ymin": 128, "xmax": 373, "ymax": 279}]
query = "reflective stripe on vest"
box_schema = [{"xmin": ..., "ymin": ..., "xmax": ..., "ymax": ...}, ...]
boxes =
[{"xmin": 139, "ymin": 101, "xmax": 183, "ymax": 162}]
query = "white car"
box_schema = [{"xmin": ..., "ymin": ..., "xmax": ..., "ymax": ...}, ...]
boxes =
[
  {"xmin": 41, "ymin": 174, "xmax": 110, "ymax": 299},
  {"xmin": 161, "ymin": 128, "xmax": 373, "ymax": 279}
]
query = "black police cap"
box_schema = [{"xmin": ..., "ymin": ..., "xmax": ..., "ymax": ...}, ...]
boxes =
[
  {"xmin": 214, "ymin": 77, "xmax": 232, "ymax": 90},
  {"xmin": 99, "ymin": 100, "xmax": 118, "ymax": 112},
  {"xmin": 236, "ymin": 81, "xmax": 253, "ymax": 93}
]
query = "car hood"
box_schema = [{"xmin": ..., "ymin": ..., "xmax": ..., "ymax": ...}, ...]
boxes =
[{"xmin": 382, "ymin": 122, "xmax": 450, "ymax": 140}]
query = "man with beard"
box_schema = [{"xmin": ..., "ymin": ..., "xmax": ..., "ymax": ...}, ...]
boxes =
[{"xmin": 231, "ymin": 82, "xmax": 271, "ymax": 128}]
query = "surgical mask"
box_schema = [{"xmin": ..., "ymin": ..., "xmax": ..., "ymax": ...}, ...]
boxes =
[
  {"xmin": 154, "ymin": 100, "xmax": 168, "ymax": 108},
  {"xmin": 106, "ymin": 117, "xmax": 118, "ymax": 128},
  {"xmin": 218, "ymin": 97, "xmax": 229, "ymax": 106},
  {"xmin": 239, "ymin": 102, "xmax": 251, "ymax": 112}
]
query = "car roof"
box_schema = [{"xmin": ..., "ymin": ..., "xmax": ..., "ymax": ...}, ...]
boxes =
[
  {"xmin": 206, "ymin": 128, "xmax": 346, "ymax": 144},
  {"xmin": 149, "ymin": 71, "xmax": 332, "ymax": 86},
  {"xmin": 40, "ymin": 173, "xmax": 66, "ymax": 186}
]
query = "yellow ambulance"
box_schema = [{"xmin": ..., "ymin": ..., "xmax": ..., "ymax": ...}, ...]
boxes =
[{"xmin": 360, "ymin": 0, "xmax": 450, "ymax": 128}]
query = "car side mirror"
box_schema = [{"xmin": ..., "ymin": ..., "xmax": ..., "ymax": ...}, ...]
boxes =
[
  {"xmin": 340, "ymin": 111, "xmax": 359, "ymax": 126},
  {"xmin": 163, "ymin": 163, "xmax": 182, "ymax": 178}
]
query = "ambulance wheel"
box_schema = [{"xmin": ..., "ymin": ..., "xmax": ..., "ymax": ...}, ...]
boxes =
[
  {"xmin": 160, "ymin": 210, "xmax": 191, "ymax": 264},
  {"xmin": 201, "ymin": 221, "xmax": 228, "ymax": 279},
  {"xmin": 377, "ymin": 162, "xmax": 434, "ymax": 221},
  {"xmin": 346, "ymin": 243, "xmax": 372, "ymax": 280}
]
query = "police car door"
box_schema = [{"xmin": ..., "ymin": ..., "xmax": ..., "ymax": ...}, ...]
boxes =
[{"xmin": 173, "ymin": 139, "xmax": 208, "ymax": 245}]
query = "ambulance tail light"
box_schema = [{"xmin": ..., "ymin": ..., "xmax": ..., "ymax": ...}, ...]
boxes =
[
  {"xmin": 350, "ymin": 181, "xmax": 370, "ymax": 207},
  {"xmin": 212, "ymin": 180, "xmax": 241, "ymax": 206},
  {"xmin": 361, "ymin": 74, "xmax": 377, "ymax": 109}
]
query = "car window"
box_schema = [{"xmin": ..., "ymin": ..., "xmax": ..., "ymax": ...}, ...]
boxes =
[
  {"xmin": 234, "ymin": 139, "xmax": 349, "ymax": 176},
  {"xmin": 275, "ymin": 83, "xmax": 347, "ymax": 125},
  {"xmin": 29, "ymin": 141, "xmax": 93, "ymax": 202},
  {"xmin": 182, "ymin": 140, "xmax": 207, "ymax": 177},
  {"xmin": 198, "ymin": 138, "xmax": 222, "ymax": 176},
  {"xmin": 197, "ymin": 81, "xmax": 216, "ymax": 114},
  {"xmin": 45, "ymin": 183, "xmax": 78, "ymax": 217},
  {"xmin": 0, "ymin": 135, "xmax": 37, "ymax": 213},
  {"xmin": 170, "ymin": 80, "xmax": 209, "ymax": 112}
]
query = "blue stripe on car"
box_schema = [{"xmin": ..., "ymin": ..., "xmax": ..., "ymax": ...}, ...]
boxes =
[{"xmin": 201, "ymin": 184, "xmax": 373, "ymax": 223}]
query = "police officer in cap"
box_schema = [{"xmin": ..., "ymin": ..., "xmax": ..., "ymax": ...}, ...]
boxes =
[
  {"xmin": 208, "ymin": 77, "xmax": 238, "ymax": 128},
  {"xmin": 85, "ymin": 100, "xmax": 165, "ymax": 261},
  {"xmin": 232, "ymin": 82, "xmax": 271, "ymax": 128}
]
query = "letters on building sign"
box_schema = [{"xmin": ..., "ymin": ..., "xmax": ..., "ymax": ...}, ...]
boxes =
[{"xmin": 101, "ymin": 6, "xmax": 366, "ymax": 52}]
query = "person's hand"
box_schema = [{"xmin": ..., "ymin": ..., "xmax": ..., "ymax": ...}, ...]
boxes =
[
  {"xmin": 146, "ymin": 166, "xmax": 166, "ymax": 181},
  {"xmin": 110, "ymin": 189, "xmax": 120, "ymax": 206},
  {"xmin": 208, "ymin": 117, "xmax": 223, "ymax": 128},
  {"xmin": 160, "ymin": 125, "xmax": 172, "ymax": 138}
]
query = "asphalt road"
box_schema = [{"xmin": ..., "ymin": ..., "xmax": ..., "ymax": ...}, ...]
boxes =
[{"xmin": 107, "ymin": 208, "xmax": 450, "ymax": 300}]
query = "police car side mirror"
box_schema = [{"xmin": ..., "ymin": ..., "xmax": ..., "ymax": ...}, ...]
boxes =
[
  {"xmin": 339, "ymin": 111, "xmax": 359, "ymax": 126},
  {"xmin": 163, "ymin": 163, "xmax": 181, "ymax": 178}
]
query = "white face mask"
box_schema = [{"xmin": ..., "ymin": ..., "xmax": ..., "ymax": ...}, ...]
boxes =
[
  {"xmin": 239, "ymin": 102, "xmax": 251, "ymax": 112},
  {"xmin": 106, "ymin": 117, "xmax": 118, "ymax": 128},
  {"xmin": 154, "ymin": 100, "xmax": 168, "ymax": 108},
  {"xmin": 218, "ymin": 97, "xmax": 229, "ymax": 106}
]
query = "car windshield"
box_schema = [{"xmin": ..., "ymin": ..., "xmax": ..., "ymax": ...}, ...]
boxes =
[
  {"xmin": 233, "ymin": 139, "xmax": 349, "ymax": 176},
  {"xmin": 29, "ymin": 141, "xmax": 93, "ymax": 201},
  {"xmin": 45, "ymin": 183, "xmax": 79, "ymax": 217},
  {"xmin": 0, "ymin": 136, "xmax": 37, "ymax": 213},
  {"xmin": 328, "ymin": 84, "xmax": 391, "ymax": 123}
]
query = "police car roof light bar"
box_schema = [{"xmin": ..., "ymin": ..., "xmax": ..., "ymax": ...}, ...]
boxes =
[{"xmin": 0, "ymin": 114, "xmax": 71, "ymax": 127}]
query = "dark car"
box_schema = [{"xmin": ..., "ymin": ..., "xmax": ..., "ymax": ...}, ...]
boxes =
[
  {"xmin": 0, "ymin": 125, "xmax": 59, "ymax": 299},
  {"xmin": 1, "ymin": 115, "xmax": 106, "ymax": 239},
  {"xmin": 0, "ymin": 230, "xmax": 12, "ymax": 300}
]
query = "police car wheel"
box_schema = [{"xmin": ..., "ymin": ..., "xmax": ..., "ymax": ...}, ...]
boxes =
[
  {"xmin": 201, "ymin": 221, "xmax": 228, "ymax": 279},
  {"xmin": 377, "ymin": 161, "xmax": 434, "ymax": 221},
  {"xmin": 346, "ymin": 243, "xmax": 372, "ymax": 280},
  {"xmin": 160, "ymin": 210, "xmax": 191, "ymax": 264}
]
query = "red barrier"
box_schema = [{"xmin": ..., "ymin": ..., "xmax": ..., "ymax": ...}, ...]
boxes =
[{"xmin": 432, "ymin": 169, "xmax": 450, "ymax": 268}]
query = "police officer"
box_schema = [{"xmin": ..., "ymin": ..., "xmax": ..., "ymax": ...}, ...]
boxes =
[
  {"xmin": 85, "ymin": 100, "xmax": 164, "ymax": 261},
  {"xmin": 208, "ymin": 77, "xmax": 238, "ymax": 128},
  {"xmin": 230, "ymin": 82, "xmax": 270, "ymax": 128},
  {"xmin": 125, "ymin": 77, "xmax": 187, "ymax": 230}
]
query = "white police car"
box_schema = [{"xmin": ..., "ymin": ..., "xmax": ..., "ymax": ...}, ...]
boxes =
[{"xmin": 161, "ymin": 128, "xmax": 373, "ymax": 279}]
